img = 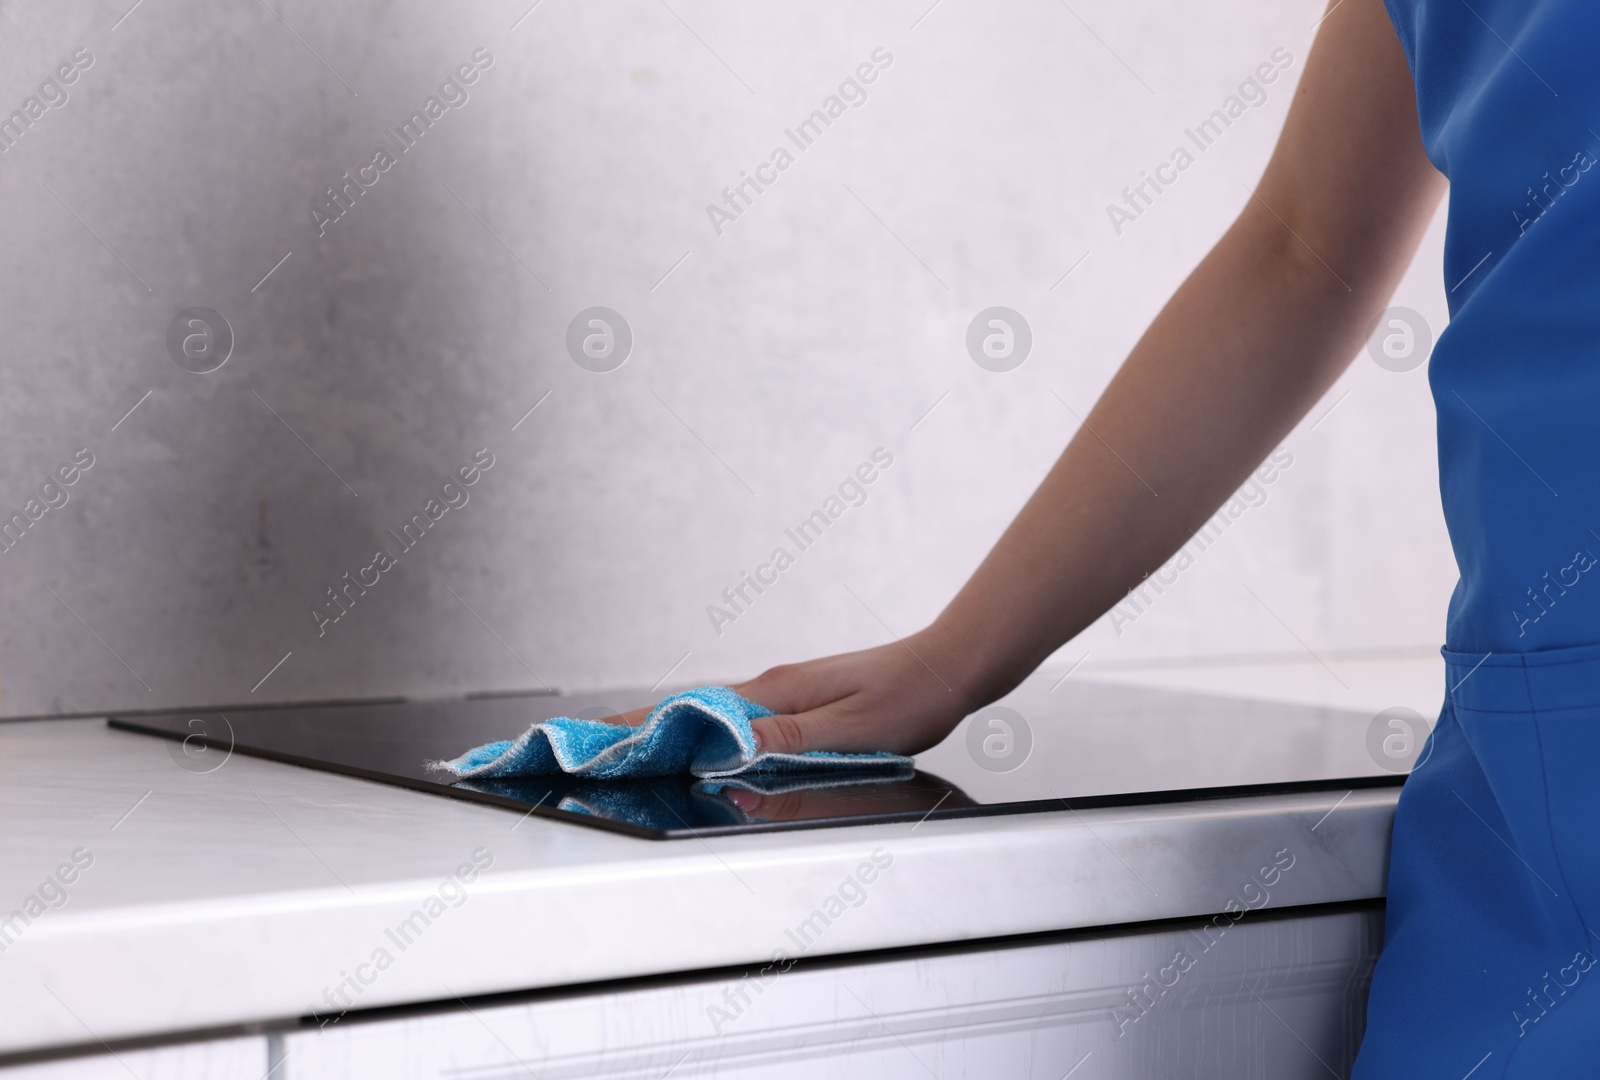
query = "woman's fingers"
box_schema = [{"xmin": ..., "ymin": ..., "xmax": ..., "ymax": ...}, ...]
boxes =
[
  {"xmin": 611, "ymin": 659, "xmax": 857, "ymax": 731},
  {"xmin": 734, "ymin": 659, "xmax": 858, "ymax": 717},
  {"xmin": 750, "ymin": 693, "xmax": 915, "ymax": 755},
  {"xmin": 749, "ymin": 711, "xmax": 803, "ymax": 754},
  {"xmin": 617, "ymin": 639, "xmax": 969, "ymax": 756}
]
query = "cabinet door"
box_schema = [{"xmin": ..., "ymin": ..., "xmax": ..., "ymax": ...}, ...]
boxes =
[{"xmin": 283, "ymin": 907, "xmax": 1381, "ymax": 1079}]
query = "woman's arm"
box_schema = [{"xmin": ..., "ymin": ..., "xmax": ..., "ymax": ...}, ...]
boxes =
[{"xmin": 711, "ymin": 0, "xmax": 1444, "ymax": 755}]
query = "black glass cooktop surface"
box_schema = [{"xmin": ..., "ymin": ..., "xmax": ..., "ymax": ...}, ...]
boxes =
[{"xmin": 108, "ymin": 676, "xmax": 1405, "ymax": 839}]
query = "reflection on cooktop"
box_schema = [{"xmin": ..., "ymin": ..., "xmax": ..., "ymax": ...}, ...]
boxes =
[
  {"xmin": 450, "ymin": 771, "xmax": 976, "ymax": 834},
  {"xmin": 108, "ymin": 676, "xmax": 1402, "ymax": 839}
]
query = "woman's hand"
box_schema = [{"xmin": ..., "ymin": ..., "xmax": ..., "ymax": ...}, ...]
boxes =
[
  {"xmin": 732, "ymin": 629, "xmax": 978, "ymax": 756},
  {"xmin": 616, "ymin": 624, "xmax": 981, "ymax": 757}
]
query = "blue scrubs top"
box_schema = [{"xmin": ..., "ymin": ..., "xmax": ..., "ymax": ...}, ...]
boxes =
[
  {"xmin": 1355, "ymin": 2, "xmax": 1600, "ymax": 1074},
  {"xmin": 1385, "ymin": 0, "xmax": 1600, "ymax": 652}
]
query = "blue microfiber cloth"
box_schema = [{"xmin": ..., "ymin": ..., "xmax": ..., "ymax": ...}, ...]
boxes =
[{"xmin": 430, "ymin": 685, "xmax": 912, "ymax": 781}]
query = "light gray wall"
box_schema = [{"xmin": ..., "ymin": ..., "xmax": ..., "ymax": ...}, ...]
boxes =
[{"xmin": 0, "ymin": 0, "xmax": 1454, "ymax": 717}]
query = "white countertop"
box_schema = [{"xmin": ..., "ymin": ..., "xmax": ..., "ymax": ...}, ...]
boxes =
[{"xmin": 0, "ymin": 659, "xmax": 1435, "ymax": 1061}]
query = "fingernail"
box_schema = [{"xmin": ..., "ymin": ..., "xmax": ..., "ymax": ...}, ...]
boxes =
[
  {"xmin": 750, "ymin": 728, "xmax": 765, "ymax": 754},
  {"xmin": 726, "ymin": 788, "xmax": 759, "ymax": 811}
]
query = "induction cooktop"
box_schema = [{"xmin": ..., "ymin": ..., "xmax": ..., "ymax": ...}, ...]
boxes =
[{"xmin": 108, "ymin": 676, "xmax": 1406, "ymax": 839}]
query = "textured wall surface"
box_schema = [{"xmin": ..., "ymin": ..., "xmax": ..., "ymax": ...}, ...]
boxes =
[{"xmin": 0, "ymin": 0, "xmax": 1453, "ymax": 717}]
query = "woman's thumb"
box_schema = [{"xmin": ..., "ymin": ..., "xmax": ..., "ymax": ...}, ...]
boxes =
[{"xmin": 750, "ymin": 711, "xmax": 809, "ymax": 755}]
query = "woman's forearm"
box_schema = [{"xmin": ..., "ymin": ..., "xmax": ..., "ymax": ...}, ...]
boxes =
[
  {"xmin": 925, "ymin": 0, "xmax": 1445, "ymax": 710},
  {"xmin": 930, "ymin": 215, "xmax": 1391, "ymax": 705}
]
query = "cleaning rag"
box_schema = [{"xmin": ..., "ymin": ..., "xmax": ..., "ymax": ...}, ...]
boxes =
[{"xmin": 431, "ymin": 685, "xmax": 912, "ymax": 781}]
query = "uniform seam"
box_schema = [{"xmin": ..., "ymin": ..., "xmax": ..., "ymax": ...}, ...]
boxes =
[
  {"xmin": 1502, "ymin": 665, "xmax": 1595, "ymax": 1075},
  {"xmin": 1445, "ymin": 652, "xmax": 1600, "ymax": 672},
  {"xmin": 1455, "ymin": 702, "xmax": 1600, "ymax": 716}
]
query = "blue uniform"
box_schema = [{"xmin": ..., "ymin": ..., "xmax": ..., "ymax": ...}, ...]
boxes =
[{"xmin": 1357, "ymin": 0, "xmax": 1600, "ymax": 1073}]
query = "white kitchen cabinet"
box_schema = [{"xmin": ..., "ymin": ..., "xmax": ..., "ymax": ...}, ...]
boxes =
[{"xmin": 282, "ymin": 908, "xmax": 1379, "ymax": 1079}]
